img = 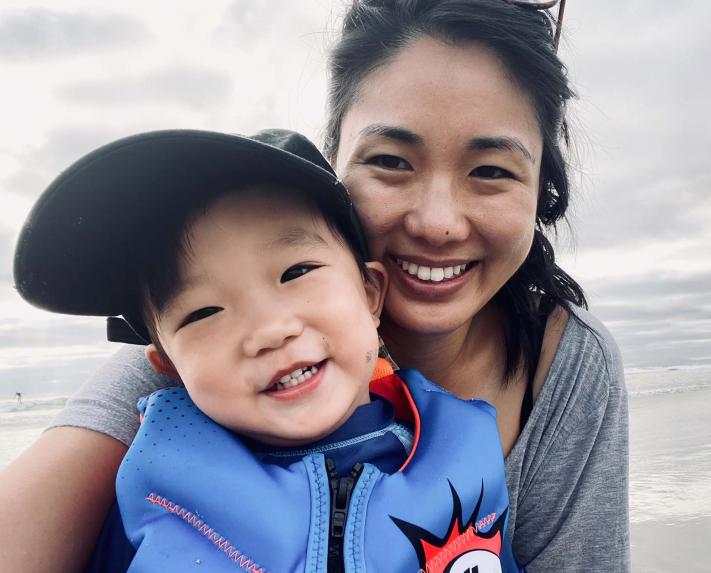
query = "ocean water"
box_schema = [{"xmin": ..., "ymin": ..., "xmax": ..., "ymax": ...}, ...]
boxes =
[
  {"xmin": 627, "ymin": 367, "xmax": 711, "ymax": 525},
  {"xmin": 1, "ymin": 365, "xmax": 710, "ymax": 571},
  {"xmin": 625, "ymin": 367, "xmax": 711, "ymax": 573},
  {"xmin": 0, "ymin": 396, "xmax": 67, "ymax": 468}
]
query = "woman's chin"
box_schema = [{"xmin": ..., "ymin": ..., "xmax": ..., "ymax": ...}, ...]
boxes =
[{"xmin": 382, "ymin": 297, "xmax": 485, "ymax": 339}]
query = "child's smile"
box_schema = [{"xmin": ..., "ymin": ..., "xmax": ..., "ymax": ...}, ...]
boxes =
[
  {"xmin": 146, "ymin": 186, "xmax": 387, "ymax": 447},
  {"xmin": 264, "ymin": 359, "xmax": 325, "ymax": 395}
]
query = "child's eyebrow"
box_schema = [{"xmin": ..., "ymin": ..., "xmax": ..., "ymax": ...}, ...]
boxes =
[
  {"xmin": 158, "ymin": 228, "xmax": 329, "ymax": 320},
  {"xmin": 267, "ymin": 227, "xmax": 329, "ymax": 250}
]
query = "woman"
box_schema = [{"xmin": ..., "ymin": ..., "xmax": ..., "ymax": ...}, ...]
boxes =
[{"xmin": 0, "ymin": 1, "xmax": 628, "ymax": 571}]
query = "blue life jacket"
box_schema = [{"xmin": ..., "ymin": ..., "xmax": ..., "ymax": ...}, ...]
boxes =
[{"xmin": 117, "ymin": 369, "xmax": 523, "ymax": 573}]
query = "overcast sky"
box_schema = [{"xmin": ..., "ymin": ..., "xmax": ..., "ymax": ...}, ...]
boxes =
[{"xmin": 0, "ymin": 0, "xmax": 709, "ymax": 396}]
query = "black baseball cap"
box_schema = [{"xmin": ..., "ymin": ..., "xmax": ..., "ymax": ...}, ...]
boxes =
[{"xmin": 14, "ymin": 129, "xmax": 368, "ymax": 345}]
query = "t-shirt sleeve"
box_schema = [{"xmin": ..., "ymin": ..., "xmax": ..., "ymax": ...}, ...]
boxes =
[
  {"xmin": 512, "ymin": 315, "xmax": 630, "ymax": 572},
  {"xmin": 47, "ymin": 345, "xmax": 179, "ymax": 446}
]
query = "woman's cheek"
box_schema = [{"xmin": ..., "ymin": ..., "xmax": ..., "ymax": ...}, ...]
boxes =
[
  {"xmin": 481, "ymin": 204, "xmax": 536, "ymax": 263},
  {"xmin": 348, "ymin": 171, "xmax": 406, "ymax": 219},
  {"xmin": 350, "ymin": 187, "xmax": 405, "ymax": 251}
]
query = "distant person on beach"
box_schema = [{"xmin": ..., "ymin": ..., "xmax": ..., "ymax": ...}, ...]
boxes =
[
  {"xmin": 0, "ymin": 1, "xmax": 629, "ymax": 572},
  {"xmin": 13, "ymin": 128, "xmax": 522, "ymax": 572},
  {"xmin": 15, "ymin": 392, "xmax": 22, "ymax": 406}
]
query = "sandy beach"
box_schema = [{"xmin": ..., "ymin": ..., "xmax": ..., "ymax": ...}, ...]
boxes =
[
  {"xmin": 627, "ymin": 368, "xmax": 711, "ymax": 573},
  {"xmin": 631, "ymin": 517, "xmax": 710, "ymax": 573}
]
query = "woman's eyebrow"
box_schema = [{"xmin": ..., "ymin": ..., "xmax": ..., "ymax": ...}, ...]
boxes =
[
  {"xmin": 357, "ymin": 125, "xmax": 533, "ymax": 164},
  {"xmin": 467, "ymin": 136, "xmax": 534, "ymax": 163},
  {"xmin": 358, "ymin": 124, "xmax": 423, "ymax": 145}
]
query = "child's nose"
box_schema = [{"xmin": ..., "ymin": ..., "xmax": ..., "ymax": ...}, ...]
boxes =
[{"xmin": 241, "ymin": 312, "xmax": 304, "ymax": 358}]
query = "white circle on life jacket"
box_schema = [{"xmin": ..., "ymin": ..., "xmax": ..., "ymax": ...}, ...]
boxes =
[{"xmin": 444, "ymin": 549, "xmax": 502, "ymax": 573}]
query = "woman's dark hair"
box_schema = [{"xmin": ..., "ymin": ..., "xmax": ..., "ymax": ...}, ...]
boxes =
[{"xmin": 326, "ymin": 0, "xmax": 587, "ymax": 382}]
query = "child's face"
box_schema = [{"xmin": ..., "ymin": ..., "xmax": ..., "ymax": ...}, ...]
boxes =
[{"xmin": 146, "ymin": 187, "xmax": 386, "ymax": 447}]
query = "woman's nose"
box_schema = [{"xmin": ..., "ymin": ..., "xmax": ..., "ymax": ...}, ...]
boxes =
[
  {"xmin": 241, "ymin": 308, "xmax": 304, "ymax": 358},
  {"xmin": 403, "ymin": 176, "xmax": 470, "ymax": 246}
]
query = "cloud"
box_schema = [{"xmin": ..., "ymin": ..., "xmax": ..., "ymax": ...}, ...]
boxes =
[
  {"xmin": 590, "ymin": 271, "xmax": 711, "ymax": 303},
  {"xmin": 3, "ymin": 125, "xmax": 119, "ymax": 199},
  {"xmin": 585, "ymin": 270, "xmax": 711, "ymax": 367},
  {"xmin": 0, "ymin": 229, "xmax": 13, "ymax": 282},
  {"xmin": 215, "ymin": 0, "xmax": 328, "ymax": 48},
  {"xmin": 0, "ymin": 7, "xmax": 150, "ymax": 60},
  {"xmin": 56, "ymin": 64, "xmax": 233, "ymax": 111},
  {"xmin": 0, "ymin": 315, "xmax": 107, "ymax": 349},
  {"xmin": 558, "ymin": 0, "xmax": 711, "ymax": 287},
  {"xmin": 573, "ymin": 171, "xmax": 711, "ymax": 250}
]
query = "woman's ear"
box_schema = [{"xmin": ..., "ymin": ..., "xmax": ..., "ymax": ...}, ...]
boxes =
[
  {"xmin": 145, "ymin": 345, "xmax": 179, "ymax": 378},
  {"xmin": 363, "ymin": 261, "xmax": 388, "ymax": 327}
]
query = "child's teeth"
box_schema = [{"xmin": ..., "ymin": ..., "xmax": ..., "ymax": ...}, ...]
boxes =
[{"xmin": 274, "ymin": 363, "xmax": 320, "ymax": 391}]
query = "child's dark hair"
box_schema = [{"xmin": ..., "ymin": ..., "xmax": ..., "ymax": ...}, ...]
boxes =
[{"xmin": 132, "ymin": 183, "xmax": 371, "ymax": 362}]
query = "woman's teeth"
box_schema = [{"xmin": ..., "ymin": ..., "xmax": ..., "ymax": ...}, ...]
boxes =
[
  {"xmin": 274, "ymin": 364, "xmax": 319, "ymax": 391},
  {"xmin": 395, "ymin": 258, "xmax": 468, "ymax": 282}
]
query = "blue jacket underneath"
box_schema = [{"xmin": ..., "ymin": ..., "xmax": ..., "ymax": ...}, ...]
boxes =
[{"xmin": 113, "ymin": 369, "xmax": 521, "ymax": 572}]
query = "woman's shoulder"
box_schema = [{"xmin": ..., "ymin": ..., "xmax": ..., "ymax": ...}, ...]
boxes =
[
  {"xmin": 535, "ymin": 304, "xmax": 626, "ymax": 428},
  {"xmin": 561, "ymin": 304, "xmax": 624, "ymax": 385},
  {"xmin": 103, "ymin": 345, "xmax": 178, "ymax": 385},
  {"xmin": 506, "ymin": 303, "xmax": 628, "ymax": 475}
]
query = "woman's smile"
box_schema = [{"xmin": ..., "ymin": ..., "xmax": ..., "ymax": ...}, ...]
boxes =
[{"xmin": 387, "ymin": 255, "xmax": 478, "ymax": 299}]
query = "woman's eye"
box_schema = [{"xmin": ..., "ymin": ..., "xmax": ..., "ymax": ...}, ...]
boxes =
[
  {"xmin": 471, "ymin": 165, "xmax": 512, "ymax": 179},
  {"xmin": 367, "ymin": 154, "xmax": 412, "ymax": 170},
  {"xmin": 180, "ymin": 306, "xmax": 222, "ymax": 328},
  {"xmin": 281, "ymin": 264, "xmax": 320, "ymax": 283}
]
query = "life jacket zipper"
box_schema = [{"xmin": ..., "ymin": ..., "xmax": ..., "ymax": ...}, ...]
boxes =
[{"xmin": 326, "ymin": 459, "xmax": 363, "ymax": 572}]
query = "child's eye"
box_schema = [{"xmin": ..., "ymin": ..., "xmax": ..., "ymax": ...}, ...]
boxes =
[
  {"xmin": 281, "ymin": 264, "xmax": 320, "ymax": 283},
  {"xmin": 180, "ymin": 306, "xmax": 222, "ymax": 328},
  {"xmin": 366, "ymin": 154, "xmax": 412, "ymax": 170},
  {"xmin": 470, "ymin": 165, "xmax": 513, "ymax": 179}
]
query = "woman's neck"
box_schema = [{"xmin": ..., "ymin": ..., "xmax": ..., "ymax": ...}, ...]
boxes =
[{"xmin": 380, "ymin": 302, "xmax": 507, "ymax": 399}]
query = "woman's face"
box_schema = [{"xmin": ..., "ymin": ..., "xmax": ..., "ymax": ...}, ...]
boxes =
[{"xmin": 334, "ymin": 37, "xmax": 543, "ymax": 336}]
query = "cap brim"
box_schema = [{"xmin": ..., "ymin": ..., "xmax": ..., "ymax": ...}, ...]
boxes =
[{"xmin": 14, "ymin": 129, "xmax": 359, "ymax": 317}]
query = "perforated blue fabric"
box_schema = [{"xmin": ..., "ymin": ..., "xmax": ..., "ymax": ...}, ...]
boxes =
[{"xmin": 117, "ymin": 372, "xmax": 522, "ymax": 572}]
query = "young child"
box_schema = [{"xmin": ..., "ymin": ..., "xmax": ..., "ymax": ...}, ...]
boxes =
[{"xmin": 14, "ymin": 129, "xmax": 522, "ymax": 573}]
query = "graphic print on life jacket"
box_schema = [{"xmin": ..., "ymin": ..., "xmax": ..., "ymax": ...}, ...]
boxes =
[{"xmin": 391, "ymin": 481, "xmax": 507, "ymax": 573}]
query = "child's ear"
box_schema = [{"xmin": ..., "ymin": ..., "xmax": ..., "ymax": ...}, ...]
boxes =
[
  {"xmin": 145, "ymin": 345, "xmax": 179, "ymax": 378},
  {"xmin": 364, "ymin": 261, "xmax": 388, "ymax": 326}
]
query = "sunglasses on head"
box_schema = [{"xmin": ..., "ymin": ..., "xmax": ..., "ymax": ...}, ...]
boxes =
[{"xmin": 506, "ymin": 0, "xmax": 567, "ymax": 51}]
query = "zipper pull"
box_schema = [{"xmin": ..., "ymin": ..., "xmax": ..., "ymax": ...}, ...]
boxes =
[
  {"xmin": 350, "ymin": 463, "xmax": 364, "ymax": 481},
  {"xmin": 326, "ymin": 460, "xmax": 364, "ymax": 572}
]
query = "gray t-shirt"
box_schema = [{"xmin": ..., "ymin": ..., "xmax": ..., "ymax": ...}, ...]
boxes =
[
  {"xmin": 504, "ymin": 306, "xmax": 629, "ymax": 571},
  {"xmin": 49, "ymin": 305, "xmax": 629, "ymax": 571}
]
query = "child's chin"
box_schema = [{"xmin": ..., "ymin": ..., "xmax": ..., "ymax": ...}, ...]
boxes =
[{"xmin": 260, "ymin": 423, "xmax": 339, "ymax": 449}]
